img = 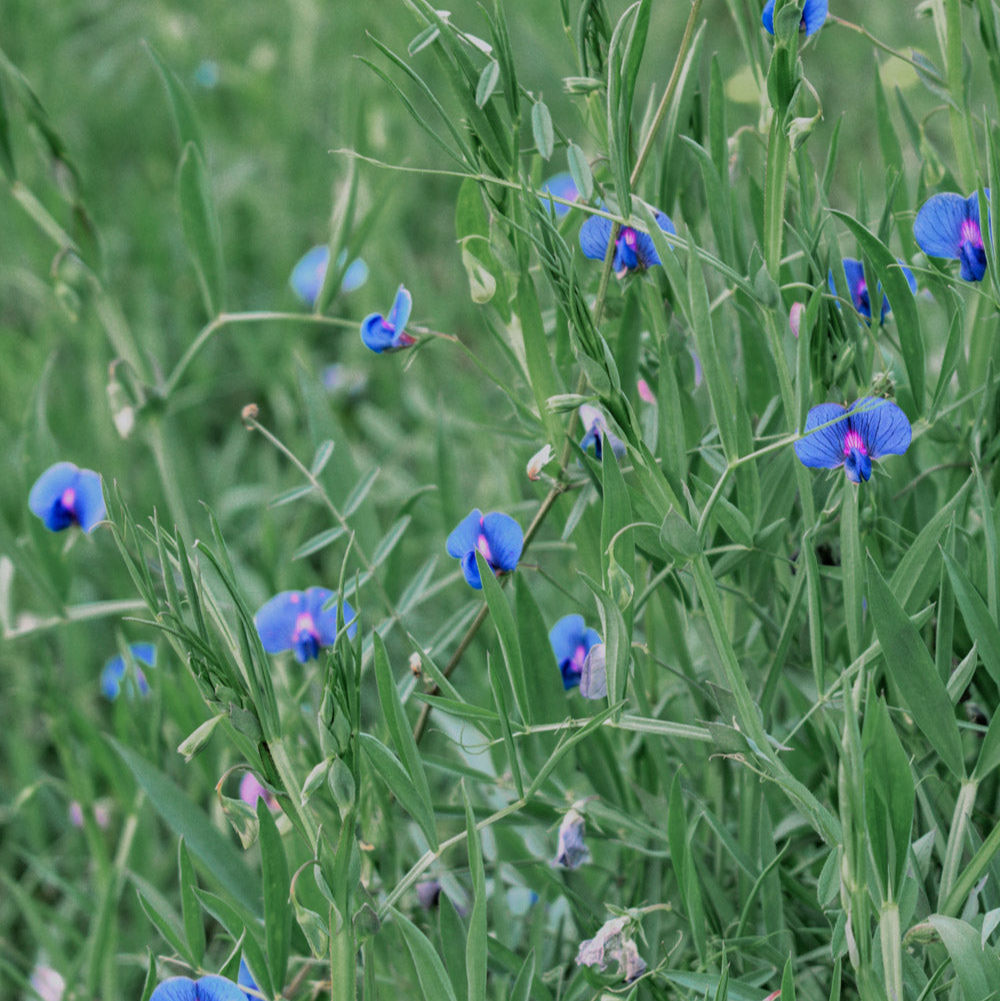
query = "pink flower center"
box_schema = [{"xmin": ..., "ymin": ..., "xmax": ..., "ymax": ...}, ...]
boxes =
[
  {"xmin": 476, "ymin": 533, "xmax": 493, "ymax": 563},
  {"xmin": 60, "ymin": 487, "xmax": 76, "ymax": 511},
  {"xmin": 572, "ymin": 643, "xmax": 587, "ymax": 672},
  {"xmin": 961, "ymin": 218, "xmax": 983, "ymax": 249},
  {"xmin": 293, "ymin": 611, "xmax": 318, "ymax": 641},
  {"xmin": 621, "ymin": 228, "xmax": 638, "ymax": 250},
  {"xmin": 843, "ymin": 430, "xmax": 867, "ymax": 456}
]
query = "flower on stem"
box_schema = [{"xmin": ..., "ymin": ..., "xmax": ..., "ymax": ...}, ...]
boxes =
[
  {"xmin": 579, "ymin": 210, "xmax": 675, "ymax": 277},
  {"xmin": 150, "ymin": 975, "xmax": 248, "ymax": 1001},
  {"xmin": 526, "ymin": 443, "xmax": 555, "ymax": 481},
  {"xmin": 549, "ymin": 614, "xmax": 602, "ymax": 690},
  {"xmin": 553, "ymin": 806, "xmax": 589, "ymax": 868},
  {"xmin": 28, "ymin": 462, "xmax": 105, "ymax": 533},
  {"xmin": 827, "ymin": 258, "xmax": 916, "ymax": 324},
  {"xmin": 290, "ymin": 245, "xmax": 368, "ymax": 305},
  {"xmin": 360, "ymin": 285, "xmax": 416, "ymax": 353},
  {"xmin": 101, "ymin": 643, "xmax": 156, "ymax": 700},
  {"xmin": 794, "ymin": 397, "xmax": 911, "ymax": 483},
  {"xmin": 239, "ymin": 772, "xmax": 279, "ymax": 813},
  {"xmin": 913, "ymin": 190, "xmax": 990, "ymax": 282},
  {"xmin": 254, "ymin": 587, "xmax": 357, "ymax": 663},
  {"xmin": 580, "ymin": 643, "xmax": 608, "ymax": 700},
  {"xmin": 446, "ymin": 509, "xmax": 524, "ymax": 590},
  {"xmin": 761, "ymin": 0, "xmax": 828, "ymax": 37},
  {"xmin": 576, "ymin": 915, "xmax": 647, "ymax": 983},
  {"xmin": 637, "ymin": 378, "xmax": 655, "ymax": 403},
  {"xmin": 788, "ymin": 302, "xmax": 804, "ymax": 337},
  {"xmin": 539, "ymin": 172, "xmax": 578, "ymax": 218},
  {"xmin": 579, "ymin": 404, "xmax": 626, "ymax": 461},
  {"xmin": 29, "ymin": 966, "xmax": 65, "ymax": 1001}
]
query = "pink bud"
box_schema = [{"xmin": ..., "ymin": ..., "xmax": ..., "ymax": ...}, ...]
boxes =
[
  {"xmin": 637, "ymin": 379, "xmax": 655, "ymax": 403},
  {"xmin": 789, "ymin": 302, "xmax": 805, "ymax": 338}
]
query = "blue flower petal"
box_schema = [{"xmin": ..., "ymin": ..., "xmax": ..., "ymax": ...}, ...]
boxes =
[
  {"xmin": 29, "ymin": 463, "xmax": 80, "ymax": 530},
  {"xmin": 360, "ymin": 312, "xmax": 397, "ymax": 353},
  {"xmin": 549, "ymin": 614, "xmax": 587, "ymax": 666},
  {"xmin": 335, "ymin": 249, "xmax": 369, "ymax": 293},
  {"xmin": 446, "ymin": 509, "xmax": 484, "ymax": 559},
  {"xmin": 655, "ymin": 211, "xmax": 676, "ymax": 236},
  {"xmin": 238, "ymin": 959, "xmax": 259, "ymax": 1001},
  {"xmin": 802, "ymin": 0, "xmax": 828, "ymax": 36},
  {"xmin": 579, "ymin": 215, "xmax": 614, "ymax": 261},
  {"xmin": 847, "ymin": 397, "xmax": 912, "ymax": 460},
  {"xmin": 794, "ymin": 403, "xmax": 849, "ymax": 469},
  {"xmin": 761, "ymin": 0, "xmax": 775, "ymax": 33},
  {"xmin": 254, "ymin": 592, "xmax": 302, "ymax": 654},
  {"xmin": 631, "ymin": 229, "xmax": 662, "ymax": 269},
  {"xmin": 387, "ymin": 285, "xmax": 412, "ymax": 333},
  {"xmin": 898, "ymin": 262, "xmax": 918, "ymax": 294},
  {"xmin": 304, "ymin": 587, "xmax": 357, "ymax": 644},
  {"xmin": 151, "ymin": 976, "xmax": 248, "ymax": 1001},
  {"xmin": 101, "ymin": 656, "xmax": 125, "ymax": 699},
  {"xmin": 914, "ymin": 192, "xmax": 968, "ymax": 259},
  {"xmin": 73, "ymin": 468, "xmax": 106, "ymax": 532},
  {"xmin": 481, "ymin": 512, "xmax": 524, "ymax": 572},
  {"xmin": 540, "ymin": 173, "xmax": 578, "ymax": 218},
  {"xmin": 290, "ymin": 246, "xmax": 329, "ymax": 306},
  {"xmin": 460, "ymin": 550, "xmax": 484, "ymax": 589},
  {"xmin": 841, "ymin": 258, "xmax": 866, "ymax": 300}
]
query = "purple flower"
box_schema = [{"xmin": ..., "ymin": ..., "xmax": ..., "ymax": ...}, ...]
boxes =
[
  {"xmin": 540, "ymin": 172, "xmax": 579, "ymax": 218},
  {"xmin": 254, "ymin": 588, "xmax": 357, "ymax": 663},
  {"xmin": 762, "ymin": 0, "xmax": 828, "ymax": 36},
  {"xmin": 795, "ymin": 397, "xmax": 912, "ymax": 483},
  {"xmin": 579, "ymin": 404, "xmax": 626, "ymax": 461},
  {"xmin": 360, "ymin": 285, "xmax": 416, "ymax": 353},
  {"xmin": 554, "ymin": 807, "xmax": 589, "ymax": 868},
  {"xmin": 827, "ymin": 258, "xmax": 916, "ymax": 324},
  {"xmin": 579, "ymin": 210, "xmax": 676, "ymax": 277},
  {"xmin": 150, "ymin": 975, "xmax": 248, "ymax": 1001},
  {"xmin": 290, "ymin": 246, "xmax": 368, "ymax": 306},
  {"xmin": 416, "ymin": 880, "xmax": 443, "ymax": 909},
  {"xmin": 239, "ymin": 772, "xmax": 279, "ymax": 813},
  {"xmin": 446, "ymin": 509, "xmax": 524, "ymax": 590},
  {"xmin": 100, "ymin": 643, "xmax": 156, "ymax": 700},
  {"xmin": 28, "ymin": 462, "xmax": 105, "ymax": 533},
  {"xmin": 914, "ymin": 190, "xmax": 990, "ymax": 282},
  {"xmin": 549, "ymin": 614, "xmax": 602, "ymax": 690}
]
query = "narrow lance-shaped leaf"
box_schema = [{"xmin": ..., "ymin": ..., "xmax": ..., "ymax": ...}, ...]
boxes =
[{"xmin": 177, "ymin": 141, "xmax": 226, "ymax": 318}]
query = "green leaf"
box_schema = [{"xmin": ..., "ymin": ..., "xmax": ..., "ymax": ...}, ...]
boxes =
[
  {"xmin": 929, "ymin": 915, "xmax": 1000, "ymax": 1000},
  {"xmin": 942, "ymin": 548, "xmax": 1000, "ymax": 691},
  {"xmin": 257, "ymin": 798, "xmax": 291, "ymax": 990},
  {"xmin": 359, "ymin": 733, "xmax": 438, "ymax": 849},
  {"xmin": 194, "ymin": 888, "xmax": 274, "ymax": 1000},
  {"xmin": 475, "ymin": 59, "xmax": 500, "ymax": 107},
  {"xmin": 135, "ymin": 881, "xmax": 194, "ymax": 967},
  {"xmin": 513, "ymin": 578, "xmax": 569, "ymax": 723},
  {"xmin": 600, "ymin": 445, "xmax": 634, "ymax": 607},
  {"xmin": 293, "ymin": 525, "xmax": 347, "ymax": 561},
  {"xmin": 463, "ymin": 784, "xmax": 487, "ymax": 1001},
  {"xmin": 177, "ymin": 141, "xmax": 226, "ymax": 317},
  {"xmin": 476, "ymin": 551, "xmax": 530, "ymax": 722},
  {"xmin": 841, "ymin": 482, "xmax": 863, "ymax": 662},
  {"xmin": 866, "ymin": 556, "xmax": 965, "ymax": 778},
  {"xmin": 146, "ymin": 44, "xmax": 204, "ymax": 151},
  {"xmin": 177, "ymin": 839, "xmax": 205, "ymax": 966},
  {"xmin": 392, "ymin": 907, "xmax": 460, "ymax": 1001},
  {"xmin": 109, "ymin": 739, "xmax": 261, "ymax": 917},
  {"xmin": 531, "ymin": 101, "xmax": 554, "ymax": 159},
  {"xmin": 487, "ymin": 653, "xmax": 525, "ymax": 798},
  {"xmin": 567, "ymin": 142, "xmax": 594, "ymax": 201}
]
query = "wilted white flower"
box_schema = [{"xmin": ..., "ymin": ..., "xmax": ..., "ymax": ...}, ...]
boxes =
[
  {"xmin": 29, "ymin": 965, "xmax": 65, "ymax": 1001},
  {"xmin": 580, "ymin": 643, "xmax": 607, "ymax": 700},
  {"xmin": 576, "ymin": 914, "xmax": 647, "ymax": 984},
  {"xmin": 526, "ymin": 444, "xmax": 555, "ymax": 480},
  {"xmin": 553, "ymin": 806, "xmax": 589, "ymax": 868}
]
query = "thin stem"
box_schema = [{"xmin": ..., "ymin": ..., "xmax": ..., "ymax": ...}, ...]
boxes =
[{"xmin": 829, "ymin": 16, "xmax": 947, "ymax": 83}]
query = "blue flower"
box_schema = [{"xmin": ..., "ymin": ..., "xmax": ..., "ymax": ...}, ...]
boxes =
[
  {"xmin": 913, "ymin": 190, "xmax": 990, "ymax": 282},
  {"xmin": 827, "ymin": 257, "xmax": 917, "ymax": 324},
  {"xmin": 540, "ymin": 172, "xmax": 578, "ymax": 218},
  {"xmin": 360, "ymin": 285, "xmax": 416, "ymax": 353},
  {"xmin": 762, "ymin": 0, "xmax": 828, "ymax": 36},
  {"xmin": 554, "ymin": 806, "xmax": 589, "ymax": 868},
  {"xmin": 238, "ymin": 959, "xmax": 263, "ymax": 1001},
  {"xmin": 254, "ymin": 587, "xmax": 357, "ymax": 663},
  {"xmin": 290, "ymin": 246, "xmax": 369, "ymax": 306},
  {"xmin": 579, "ymin": 210, "xmax": 676, "ymax": 276},
  {"xmin": 150, "ymin": 975, "xmax": 248, "ymax": 1001},
  {"xmin": 795, "ymin": 397, "xmax": 912, "ymax": 483},
  {"xmin": 28, "ymin": 462, "xmax": 105, "ymax": 533},
  {"xmin": 579, "ymin": 404, "xmax": 626, "ymax": 461},
  {"xmin": 549, "ymin": 614, "xmax": 602, "ymax": 690},
  {"xmin": 101, "ymin": 643, "xmax": 156, "ymax": 700},
  {"xmin": 446, "ymin": 509, "xmax": 524, "ymax": 589}
]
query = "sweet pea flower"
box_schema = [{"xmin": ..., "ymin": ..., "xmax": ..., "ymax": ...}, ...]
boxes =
[
  {"xmin": 151, "ymin": 975, "xmax": 248, "ymax": 1001},
  {"xmin": 28, "ymin": 462, "xmax": 105, "ymax": 533},
  {"xmin": 913, "ymin": 190, "xmax": 990, "ymax": 282},
  {"xmin": 446, "ymin": 509, "xmax": 524, "ymax": 590},
  {"xmin": 788, "ymin": 302, "xmax": 805, "ymax": 337},
  {"xmin": 576, "ymin": 915, "xmax": 647, "ymax": 983},
  {"xmin": 553, "ymin": 806, "xmax": 589, "ymax": 868},
  {"xmin": 549, "ymin": 614, "xmax": 602, "ymax": 690},
  {"xmin": 579, "ymin": 404, "xmax": 626, "ymax": 461},
  {"xmin": 580, "ymin": 644, "xmax": 608, "ymax": 700},
  {"xmin": 290, "ymin": 245, "xmax": 368, "ymax": 305},
  {"xmin": 238, "ymin": 959, "xmax": 264, "ymax": 1001},
  {"xmin": 254, "ymin": 587, "xmax": 357, "ymax": 663},
  {"xmin": 526, "ymin": 444, "xmax": 555, "ymax": 481},
  {"xmin": 29, "ymin": 965, "xmax": 65, "ymax": 1001},
  {"xmin": 762, "ymin": 0, "xmax": 828, "ymax": 37},
  {"xmin": 579, "ymin": 209, "xmax": 676, "ymax": 277},
  {"xmin": 360, "ymin": 285, "xmax": 416, "ymax": 353},
  {"xmin": 539, "ymin": 172, "xmax": 579, "ymax": 218},
  {"xmin": 100, "ymin": 643, "xmax": 156, "ymax": 700},
  {"xmin": 239, "ymin": 772, "xmax": 279, "ymax": 813},
  {"xmin": 827, "ymin": 258, "xmax": 916, "ymax": 324},
  {"xmin": 637, "ymin": 378, "xmax": 655, "ymax": 403},
  {"xmin": 795, "ymin": 397, "xmax": 911, "ymax": 483}
]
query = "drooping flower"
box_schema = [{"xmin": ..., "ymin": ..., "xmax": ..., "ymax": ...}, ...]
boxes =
[
  {"xmin": 580, "ymin": 643, "xmax": 608, "ymax": 700},
  {"xmin": 416, "ymin": 880, "xmax": 443, "ymax": 910},
  {"xmin": 576, "ymin": 915, "xmax": 647, "ymax": 983},
  {"xmin": 539, "ymin": 172, "xmax": 579, "ymax": 218},
  {"xmin": 446, "ymin": 509, "xmax": 524, "ymax": 590},
  {"xmin": 762, "ymin": 0, "xmax": 828, "ymax": 37},
  {"xmin": 794, "ymin": 397, "xmax": 912, "ymax": 483},
  {"xmin": 827, "ymin": 258, "xmax": 916, "ymax": 323},
  {"xmin": 239, "ymin": 772, "xmax": 279, "ymax": 813},
  {"xmin": 254, "ymin": 588, "xmax": 357, "ymax": 663},
  {"xmin": 553, "ymin": 806, "xmax": 589, "ymax": 868},
  {"xmin": 913, "ymin": 190, "xmax": 990, "ymax": 282},
  {"xmin": 100, "ymin": 643, "xmax": 156, "ymax": 700},
  {"xmin": 360, "ymin": 285, "xmax": 416, "ymax": 353},
  {"xmin": 579, "ymin": 404, "xmax": 626, "ymax": 461},
  {"xmin": 290, "ymin": 245, "xmax": 368, "ymax": 305},
  {"xmin": 526, "ymin": 444, "xmax": 555, "ymax": 481},
  {"xmin": 579, "ymin": 209, "xmax": 676, "ymax": 277},
  {"xmin": 150, "ymin": 975, "xmax": 248, "ymax": 1001},
  {"xmin": 28, "ymin": 462, "xmax": 105, "ymax": 533},
  {"xmin": 549, "ymin": 614, "xmax": 602, "ymax": 690}
]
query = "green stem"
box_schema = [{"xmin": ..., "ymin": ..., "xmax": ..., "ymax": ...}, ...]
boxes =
[
  {"xmin": 880, "ymin": 901, "xmax": 903, "ymax": 1001},
  {"xmin": 330, "ymin": 914, "xmax": 357, "ymax": 1001},
  {"xmin": 941, "ymin": 803, "xmax": 1000, "ymax": 915},
  {"xmin": 938, "ymin": 779, "xmax": 978, "ymax": 908},
  {"xmin": 145, "ymin": 418, "xmax": 193, "ymax": 541},
  {"xmin": 944, "ymin": 0, "xmax": 977, "ymax": 190}
]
